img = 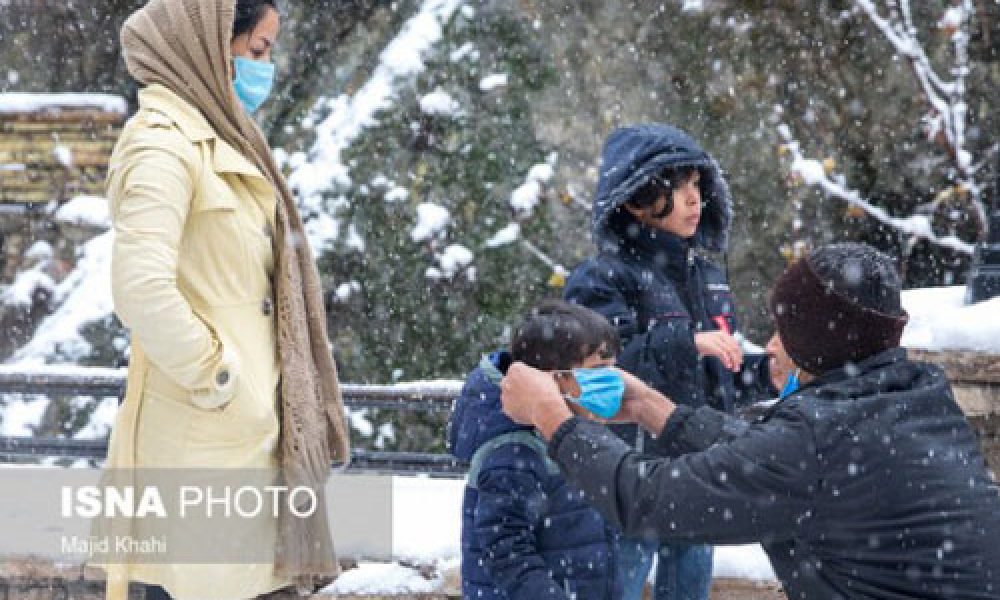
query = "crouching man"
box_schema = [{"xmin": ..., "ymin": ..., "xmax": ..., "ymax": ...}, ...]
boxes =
[{"xmin": 501, "ymin": 242, "xmax": 1000, "ymax": 599}]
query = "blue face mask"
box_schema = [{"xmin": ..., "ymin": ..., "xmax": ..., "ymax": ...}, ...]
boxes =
[
  {"xmin": 779, "ymin": 368, "xmax": 801, "ymax": 400},
  {"xmin": 567, "ymin": 368, "xmax": 625, "ymax": 419},
  {"xmin": 233, "ymin": 56, "xmax": 275, "ymax": 114}
]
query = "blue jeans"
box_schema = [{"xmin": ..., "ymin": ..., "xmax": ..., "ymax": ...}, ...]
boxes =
[{"xmin": 614, "ymin": 535, "xmax": 713, "ymax": 600}]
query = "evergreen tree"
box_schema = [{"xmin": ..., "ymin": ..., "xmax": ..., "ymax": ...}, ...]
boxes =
[
  {"xmin": 319, "ymin": 4, "xmax": 559, "ymax": 384},
  {"xmin": 306, "ymin": 4, "xmax": 561, "ymax": 451}
]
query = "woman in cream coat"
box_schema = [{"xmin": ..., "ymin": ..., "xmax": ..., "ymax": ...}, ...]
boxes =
[{"xmin": 101, "ymin": 1, "xmax": 350, "ymax": 598}]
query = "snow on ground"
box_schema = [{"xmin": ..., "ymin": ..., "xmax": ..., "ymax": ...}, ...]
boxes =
[
  {"xmin": 388, "ymin": 476, "xmax": 774, "ymax": 579},
  {"xmin": 321, "ymin": 560, "xmax": 445, "ymax": 595},
  {"xmin": 901, "ymin": 286, "xmax": 1000, "ymax": 353},
  {"xmin": 392, "ymin": 476, "xmax": 465, "ymax": 563},
  {"xmin": 320, "ymin": 476, "xmax": 775, "ymax": 595},
  {"xmin": 0, "ymin": 93, "xmax": 126, "ymax": 114}
]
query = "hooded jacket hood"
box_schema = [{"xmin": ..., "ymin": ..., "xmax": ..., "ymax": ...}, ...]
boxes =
[
  {"xmin": 448, "ymin": 351, "xmax": 531, "ymax": 461},
  {"xmin": 592, "ymin": 123, "xmax": 733, "ymax": 253}
]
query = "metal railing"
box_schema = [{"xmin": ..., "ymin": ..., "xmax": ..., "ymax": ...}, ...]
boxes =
[{"xmin": 0, "ymin": 367, "xmax": 469, "ymax": 478}]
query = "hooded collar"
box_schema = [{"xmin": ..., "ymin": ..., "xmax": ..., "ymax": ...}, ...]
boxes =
[
  {"xmin": 449, "ymin": 351, "xmax": 527, "ymax": 461},
  {"xmin": 794, "ymin": 347, "xmax": 911, "ymax": 400},
  {"xmin": 598, "ymin": 215, "xmax": 695, "ymax": 279}
]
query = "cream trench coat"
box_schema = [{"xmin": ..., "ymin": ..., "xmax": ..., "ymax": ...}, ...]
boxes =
[{"xmin": 102, "ymin": 84, "xmax": 290, "ymax": 599}]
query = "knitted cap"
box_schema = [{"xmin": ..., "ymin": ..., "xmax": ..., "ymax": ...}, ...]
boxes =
[{"xmin": 770, "ymin": 243, "xmax": 909, "ymax": 375}]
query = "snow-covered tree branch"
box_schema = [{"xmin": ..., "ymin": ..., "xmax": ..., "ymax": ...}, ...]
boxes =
[
  {"xmin": 854, "ymin": 0, "xmax": 986, "ymax": 230},
  {"xmin": 779, "ymin": 0, "xmax": 986, "ymax": 258},
  {"xmin": 779, "ymin": 124, "xmax": 975, "ymax": 256}
]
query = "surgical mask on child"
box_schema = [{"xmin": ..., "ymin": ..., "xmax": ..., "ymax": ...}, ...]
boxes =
[
  {"xmin": 233, "ymin": 56, "xmax": 275, "ymax": 114},
  {"xmin": 780, "ymin": 368, "xmax": 801, "ymax": 400},
  {"xmin": 565, "ymin": 368, "xmax": 625, "ymax": 419}
]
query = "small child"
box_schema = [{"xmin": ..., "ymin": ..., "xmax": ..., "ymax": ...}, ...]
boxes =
[{"xmin": 448, "ymin": 299, "xmax": 620, "ymax": 600}]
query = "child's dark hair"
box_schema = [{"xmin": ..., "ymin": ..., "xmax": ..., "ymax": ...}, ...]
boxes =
[
  {"xmin": 511, "ymin": 300, "xmax": 620, "ymax": 370},
  {"xmin": 234, "ymin": 0, "xmax": 277, "ymax": 39},
  {"xmin": 619, "ymin": 165, "xmax": 701, "ymax": 221}
]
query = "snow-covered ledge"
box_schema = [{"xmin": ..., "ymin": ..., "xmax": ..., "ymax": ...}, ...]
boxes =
[{"xmin": 0, "ymin": 93, "xmax": 127, "ymax": 115}]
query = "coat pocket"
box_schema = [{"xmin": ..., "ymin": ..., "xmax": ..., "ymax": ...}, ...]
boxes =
[{"xmin": 145, "ymin": 364, "xmax": 278, "ymax": 449}]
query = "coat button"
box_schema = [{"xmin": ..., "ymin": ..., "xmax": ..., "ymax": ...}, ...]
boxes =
[
  {"xmin": 216, "ymin": 369, "xmax": 230, "ymax": 386},
  {"xmin": 261, "ymin": 298, "xmax": 274, "ymax": 316}
]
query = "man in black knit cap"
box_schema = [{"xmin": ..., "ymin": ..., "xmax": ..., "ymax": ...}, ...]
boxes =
[{"xmin": 501, "ymin": 242, "xmax": 1000, "ymax": 600}]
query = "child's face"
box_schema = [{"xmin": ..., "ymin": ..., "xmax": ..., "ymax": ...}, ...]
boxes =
[
  {"xmin": 626, "ymin": 169, "xmax": 703, "ymax": 238},
  {"xmin": 553, "ymin": 345, "xmax": 617, "ymax": 399}
]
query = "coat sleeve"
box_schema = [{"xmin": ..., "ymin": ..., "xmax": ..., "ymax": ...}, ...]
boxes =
[
  {"xmin": 548, "ymin": 413, "xmax": 818, "ymax": 546},
  {"xmin": 564, "ymin": 261, "xmax": 699, "ymax": 394},
  {"xmin": 109, "ymin": 126, "xmax": 236, "ymax": 410},
  {"xmin": 473, "ymin": 451, "xmax": 571, "ymax": 600}
]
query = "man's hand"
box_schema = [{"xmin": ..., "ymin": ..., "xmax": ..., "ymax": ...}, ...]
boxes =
[
  {"xmin": 609, "ymin": 368, "xmax": 676, "ymax": 434},
  {"xmin": 501, "ymin": 362, "xmax": 574, "ymax": 440},
  {"xmin": 695, "ymin": 330, "xmax": 743, "ymax": 372}
]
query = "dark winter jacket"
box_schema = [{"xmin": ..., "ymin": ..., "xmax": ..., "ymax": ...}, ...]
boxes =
[
  {"xmin": 564, "ymin": 123, "xmax": 773, "ymax": 426},
  {"xmin": 448, "ymin": 351, "xmax": 616, "ymax": 600},
  {"xmin": 549, "ymin": 347, "xmax": 1000, "ymax": 599}
]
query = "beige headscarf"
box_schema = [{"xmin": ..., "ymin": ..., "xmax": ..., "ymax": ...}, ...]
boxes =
[{"xmin": 119, "ymin": 0, "xmax": 351, "ymax": 588}]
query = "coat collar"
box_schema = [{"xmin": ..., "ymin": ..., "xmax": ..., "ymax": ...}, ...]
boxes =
[
  {"xmin": 598, "ymin": 216, "xmax": 694, "ymax": 279},
  {"xmin": 800, "ymin": 347, "xmax": 910, "ymax": 394},
  {"xmin": 138, "ymin": 84, "xmax": 214, "ymax": 141},
  {"xmin": 137, "ymin": 84, "xmax": 266, "ymax": 181}
]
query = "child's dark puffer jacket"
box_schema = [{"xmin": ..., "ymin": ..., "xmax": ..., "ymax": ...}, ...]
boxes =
[{"xmin": 448, "ymin": 351, "xmax": 616, "ymax": 600}]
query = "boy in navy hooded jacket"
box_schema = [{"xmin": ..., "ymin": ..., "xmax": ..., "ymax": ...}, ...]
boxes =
[
  {"xmin": 564, "ymin": 124, "xmax": 776, "ymax": 599},
  {"xmin": 448, "ymin": 300, "xmax": 620, "ymax": 599}
]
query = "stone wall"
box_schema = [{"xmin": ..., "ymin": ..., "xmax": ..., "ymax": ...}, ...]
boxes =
[
  {"xmin": 0, "ymin": 99, "xmax": 123, "ymax": 283},
  {"xmin": 0, "ymin": 104, "xmax": 123, "ymax": 205}
]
